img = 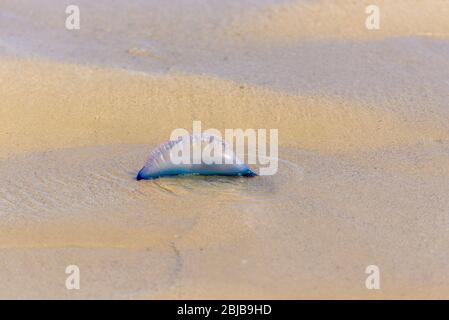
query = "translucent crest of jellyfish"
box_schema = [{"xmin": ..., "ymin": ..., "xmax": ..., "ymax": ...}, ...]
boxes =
[{"xmin": 137, "ymin": 134, "xmax": 257, "ymax": 180}]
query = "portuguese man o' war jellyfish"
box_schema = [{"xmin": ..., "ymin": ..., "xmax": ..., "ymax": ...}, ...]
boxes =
[{"xmin": 136, "ymin": 134, "xmax": 257, "ymax": 180}]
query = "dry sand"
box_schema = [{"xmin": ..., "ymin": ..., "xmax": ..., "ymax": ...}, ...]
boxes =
[{"xmin": 0, "ymin": 0, "xmax": 449, "ymax": 299}]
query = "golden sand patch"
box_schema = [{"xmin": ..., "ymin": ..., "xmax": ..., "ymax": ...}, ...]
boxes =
[
  {"xmin": 0, "ymin": 58, "xmax": 445, "ymax": 157},
  {"xmin": 227, "ymin": 0, "xmax": 449, "ymax": 42}
]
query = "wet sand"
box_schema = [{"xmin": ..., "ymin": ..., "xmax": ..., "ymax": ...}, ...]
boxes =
[{"xmin": 1, "ymin": 0, "xmax": 449, "ymax": 299}]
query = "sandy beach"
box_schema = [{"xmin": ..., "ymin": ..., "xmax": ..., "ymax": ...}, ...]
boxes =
[{"xmin": 1, "ymin": 0, "xmax": 449, "ymax": 299}]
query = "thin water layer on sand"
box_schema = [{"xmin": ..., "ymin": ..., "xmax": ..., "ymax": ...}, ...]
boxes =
[
  {"xmin": 1, "ymin": 142, "xmax": 449, "ymax": 298},
  {"xmin": 0, "ymin": 56, "xmax": 448, "ymax": 298},
  {"xmin": 0, "ymin": 144, "xmax": 301, "ymax": 219},
  {"xmin": 0, "ymin": 144, "xmax": 301, "ymax": 298}
]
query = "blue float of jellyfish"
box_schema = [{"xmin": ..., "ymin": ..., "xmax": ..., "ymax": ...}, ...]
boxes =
[{"xmin": 136, "ymin": 134, "xmax": 257, "ymax": 180}]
